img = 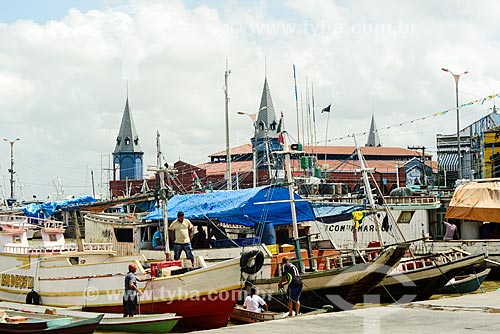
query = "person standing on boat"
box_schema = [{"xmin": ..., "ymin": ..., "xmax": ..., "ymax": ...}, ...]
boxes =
[
  {"xmin": 278, "ymin": 257, "xmax": 302, "ymax": 316},
  {"xmin": 168, "ymin": 211, "xmax": 195, "ymax": 266},
  {"xmin": 123, "ymin": 263, "xmax": 148, "ymax": 317},
  {"xmin": 243, "ymin": 287, "xmax": 268, "ymax": 313},
  {"xmin": 443, "ymin": 221, "xmax": 460, "ymax": 241}
]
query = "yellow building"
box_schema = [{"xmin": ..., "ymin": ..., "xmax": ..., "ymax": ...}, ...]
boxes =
[{"xmin": 483, "ymin": 128, "xmax": 500, "ymax": 178}]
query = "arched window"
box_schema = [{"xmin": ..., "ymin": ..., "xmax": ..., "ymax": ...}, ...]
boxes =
[
  {"xmin": 134, "ymin": 136, "xmax": 139, "ymax": 145},
  {"xmin": 125, "ymin": 137, "xmax": 131, "ymax": 145},
  {"xmin": 116, "ymin": 136, "xmax": 121, "ymax": 145}
]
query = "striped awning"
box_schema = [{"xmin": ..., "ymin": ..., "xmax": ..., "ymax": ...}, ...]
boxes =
[{"xmin": 439, "ymin": 153, "xmax": 458, "ymax": 172}]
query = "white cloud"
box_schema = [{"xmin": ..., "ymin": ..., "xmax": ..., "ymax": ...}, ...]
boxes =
[{"xmin": 1, "ymin": 0, "xmax": 499, "ymax": 199}]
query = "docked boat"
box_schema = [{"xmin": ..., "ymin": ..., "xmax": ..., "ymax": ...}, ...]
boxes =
[
  {"xmin": 0, "ymin": 309, "xmax": 103, "ymax": 334},
  {"xmin": 0, "ymin": 218, "xmax": 263, "ymax": 330},
  {"xmin": 230, "ymin": 304, "xmax": 288, "ymax": 323},
  {"xmin": 0, "ymin": 302, "xmax": 181, "ymax": 333},
  {"xmin": 437, "ymin": 268, "xmax": 491, "ymax": 294},
  {"xmin": 366, "ymin": 251, "xmax": 486, "ymax": 303},
  {"xmin": 423, "ymin": 180, "xmax": 500, "ymax": 264}
]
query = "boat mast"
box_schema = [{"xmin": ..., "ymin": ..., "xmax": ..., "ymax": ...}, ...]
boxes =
[
  {"xmin": 152, "ymin": 130, "xmax": 170, "ymax": 257},
  {"xmin": 352, "ymin": 134, "xmax": 384, "ymax": 245},
  {"xmin": 224, "ymin": 59, "xmax": 232, "ymax": 190},
  {"xmin": 282, "ymin": 116, "xmax": 304, "ymax": 272}
]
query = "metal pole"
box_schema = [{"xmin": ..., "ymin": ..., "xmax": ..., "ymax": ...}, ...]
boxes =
[
  {"xmin": 253, "ymin": 123, "xmax": 257, "ymax": 187},
  {"xmin": 9, "ymin": 142, "xmax": 14, "ymax": 198},
  {"xmin": 224, "ymin": 60, "xmax": 232, "ymax": 190},
  {"xmin": 454, "ymin": 75, "xmax": 461, "ymax": 179}
]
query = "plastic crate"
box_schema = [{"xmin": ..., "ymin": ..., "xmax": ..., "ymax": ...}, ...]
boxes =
[
  {"xmin": 266, "ymin": 244, "xmax": 279, "ymax": 255},
  {"xmin": 150, "ymin": 260, "xmax": 183, "ymax": 277}
]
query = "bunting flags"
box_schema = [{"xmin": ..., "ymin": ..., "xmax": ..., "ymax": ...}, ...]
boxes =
[
  {"xmin": 322, "ymin": 104, "xmax": 331, "ymax": 113},
  {"xmin": 322, "ymin": 92, "xmax": 500, "ymax": 144}
]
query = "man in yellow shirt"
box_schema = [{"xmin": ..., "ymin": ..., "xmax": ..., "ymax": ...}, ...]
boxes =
[{"xmin": 168, "ymin": 211, "xmax": 195, "ymax": 266}]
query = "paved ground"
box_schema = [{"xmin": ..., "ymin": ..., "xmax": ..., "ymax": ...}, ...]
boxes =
[{"xmin": 196, "ymin": 291, "xmax": 500, "ymax": 334}]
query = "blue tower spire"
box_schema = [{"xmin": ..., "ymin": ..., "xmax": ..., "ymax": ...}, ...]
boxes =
[{"xmin": 113, "ymin": 98, "xmax": 144, "ymax": 180}]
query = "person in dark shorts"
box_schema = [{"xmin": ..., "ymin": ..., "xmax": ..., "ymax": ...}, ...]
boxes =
[
  {"xmin": 123, "ymin": 263, "xmax": 150, "ymax": 317},
  {"xmin": 278, "ymin": 256, "xmax": 302, "ymax": 316}
]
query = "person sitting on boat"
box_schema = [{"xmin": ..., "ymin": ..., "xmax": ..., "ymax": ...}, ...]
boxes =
[
  {"xmin": 152, "ymin": 227, "xmax": 165, "ymax": 250},
  {"xmin": 243, "ymin": 287, "xmax": 268, "ymax": 313},
  {"xmin": 123, "ymin": 263, "xmax": 149, "ymax": 317},
  {"xmin": 168, "ymin": 211, "xmax": 195, "ymax": 266},
  {"xmin": 443, "ymin": 221, "xmax": 460, "ymax": 241},
  {"xmin": 278, "ymin": 257, "xmax": 303, "ymax": 316}
]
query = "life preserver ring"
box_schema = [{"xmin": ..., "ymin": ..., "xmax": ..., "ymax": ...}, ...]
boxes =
[
  {"xmin": 26, "ymin": 290, "xmax": 41, "ymax": 305},
  {"xmin": 240, "ymin": 250, "xmax": 264, "ymax": 275}
]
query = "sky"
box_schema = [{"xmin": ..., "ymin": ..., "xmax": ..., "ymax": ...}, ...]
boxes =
[{"xmin": 1, "ymin": 0, "xmax": 499, "ymax": 200}]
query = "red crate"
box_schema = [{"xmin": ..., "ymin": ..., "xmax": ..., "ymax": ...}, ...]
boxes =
[{"xmin": 150, "ymin": 260, "xmax": 183, "ymax": 277}]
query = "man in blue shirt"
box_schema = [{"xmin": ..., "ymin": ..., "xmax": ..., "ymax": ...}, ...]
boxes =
[{"xmin": 152, "ymin": 228, "xmax": 165, "ymax": 250}]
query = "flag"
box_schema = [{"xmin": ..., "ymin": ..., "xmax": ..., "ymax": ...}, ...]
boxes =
[
  {"xmin": 277, "ymin": 111, "xmax": 284, "ymax": 144},
  {"xmin": 321, "ymin": 104, "xmax": 331, "ymax": 113}
]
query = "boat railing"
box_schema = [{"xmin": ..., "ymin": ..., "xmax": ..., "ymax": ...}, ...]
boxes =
[
  {"xmin": 41, "ymin": 219, "xmax": 65, "ymax": 229},
  {"xmin": 82, "ymin": 242, "xmax": 114, "ymax": 251},
  {"xmin": 3, "ymin": 244, "xmax": 78, "ymax": 254},
  {"xmin": 317, "ymin": 195, "xmax": 439, "ymax": 206},
  {"xmin": 269, "ymin": 250, "xmax": 364, "ymax": 277}
]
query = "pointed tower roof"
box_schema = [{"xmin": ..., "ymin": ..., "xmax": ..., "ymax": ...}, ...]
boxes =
[
  {"xmin": 366, "ymin": 114, "xmax": 381, "ymax": 147},
  {"xmin": 114, "ymin": 98, "xmax": 142, "ymax": 153},
  {"xmin": 256, "ymin": 78, "xmax": 278, "ymax": 139}
]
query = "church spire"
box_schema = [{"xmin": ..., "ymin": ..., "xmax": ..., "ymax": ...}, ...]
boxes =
[
  {"xmin": 366, "ymin": 113, "xmax": 381, "ymax": 147},
  {"xmin": 256, "ymin": 78, "xmax": 278, "ymax": 139},
  {"xmin": 114, "ymin": 98, "xmax": 142, "ymax": 153}
]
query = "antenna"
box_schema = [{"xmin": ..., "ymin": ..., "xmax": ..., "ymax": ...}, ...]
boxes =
[{"xmin": 264, "ymin": 56, "xmax": 267, "ymax": 78}]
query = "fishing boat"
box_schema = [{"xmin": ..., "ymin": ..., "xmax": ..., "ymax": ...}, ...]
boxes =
[
  {"xmin": 367, "ymin": 251, "xmax": 486, "ymax": 303},
  {"xmin": 437, "ymin": 268, "xmax": 491, "ymax": 294},
  {"xmin": 0, "ymin": 217, "xmax": 263, "ymax": 331},
  {"xmin": 423, "ymin": 180, "xmax": 500, "ymax": 264},
  {"xmin": 0, "ymin": 310, "xmax": 103, "ymax": 334},
  {"xmin": 0, "ymin": 302, "xmax": 181, "ymax": 333},
  {"xmin": 230, "ymin": 304, "xmax": 288, "ymax": 323}
]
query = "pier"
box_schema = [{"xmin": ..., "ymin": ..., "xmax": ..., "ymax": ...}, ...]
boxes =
[{"xmin": 198, "ymin": 291, "xmax": 500, "ymax": 334}]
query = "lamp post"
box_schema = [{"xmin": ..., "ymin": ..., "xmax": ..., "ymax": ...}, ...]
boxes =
[
  {"xmin": 3, "ymin": 138, "xmax": 21, "ymax": 199},
  {"xmin": 238, "ymin": 111, "xmax": 257, "ymax": 187},
  {"xmin": 441, "ymin": 68, "xmax": 469, "ymax": 180}
]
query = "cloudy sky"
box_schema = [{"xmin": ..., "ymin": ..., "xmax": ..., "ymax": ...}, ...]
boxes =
[{"xmin": 1, "ymin": 0, "xmax": 499, "ymax": 200}]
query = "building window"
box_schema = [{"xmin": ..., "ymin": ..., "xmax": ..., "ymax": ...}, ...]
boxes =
[
  {"xmin": 116, "ymin": 136, "xmax": 121, "ymax": 145},
  {"xmin": 125, "ymin": 137, "xmax": 131, "ymax": 145},
  {"xmin": 49, "ymin": 234, "xmax": 57, "ymax": 242},
  {"xmin": 134, "ymin": 136, "xmax": 139, "ymax": 145},
  {"xmin": 13, "ymin": 235, "xmax": 21, "ymax": 243}
]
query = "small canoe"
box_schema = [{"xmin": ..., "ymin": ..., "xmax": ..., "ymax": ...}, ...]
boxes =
[
  {"xmin": 96, "ymin": 313, "xmax": 181, "ymax": 333},
  {"xmin": 437, "ymin": 268, "xmax": 491, "ymax": 294},
  {"xmin": 230, "ymin": 305, "xmax": 288, "ymax": 323},
  {"xmin": 0, "ymin": 310, "xmax": 103, "ymax": 334},
  {"xmin": 0, "ymin": 302, "xmax": 180, "ymax": 333}
]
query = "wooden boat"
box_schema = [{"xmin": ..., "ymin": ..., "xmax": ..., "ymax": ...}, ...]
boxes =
[
  {"xmin": 230, "ymin": 304, "xmax": 288, "ymax": 323},
  {"xmin": 367, "ymin": 251, "xmax": 486, "ymax": 303},
  {"xmin": 252, "ymin": 242, "xmax": 410, "ymax": 312},
  {"xmin": 437, "ymin": 268, "xmax": 491, "ymax": 294},
  {"xmin": 0, "ymin": 302, "xmax": 181, "ymax": 333},
  {"xmin": 0, "ymin": 219, "xmax": 263, "ymax": 331},
  {"xmin": 0, "ymin": 310, "xmax": 103, "ymax": 334}
]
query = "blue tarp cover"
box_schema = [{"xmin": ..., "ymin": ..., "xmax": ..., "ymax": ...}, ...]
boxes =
[
  {"xmin": 144, "ymin": 186, "xmax": 315, "ymax": 227},
  {"xmin": 313, "ymin": 202, "xmax": 364, "ymax": 224},
  {"xmin": 22, "ymin": 196, "xmax": 97, "ymax": 218}
]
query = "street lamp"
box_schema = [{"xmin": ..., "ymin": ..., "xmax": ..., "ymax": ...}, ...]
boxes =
[
  {"xmin": 238, "ymin": 111, "xmax": 258, "ymax": 187},
  {"xmin": 3, "ymin": 138, "xmax": 21, "ymax": 199},
  {"xmin": 442, "ymin": 68, "xmax": 469, "ymax": 180}
]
